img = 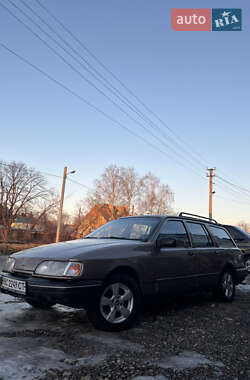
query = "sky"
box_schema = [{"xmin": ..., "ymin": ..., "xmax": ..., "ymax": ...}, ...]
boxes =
[{"xmin": 0, "ymin": 0, "xmax": 250, "ymax": 225}]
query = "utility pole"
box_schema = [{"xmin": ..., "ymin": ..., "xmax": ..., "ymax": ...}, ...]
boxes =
[
  {"xmin": 207, "ymin": 168, "xmax": 216, "ymax": 220},
  {"xmin": 56, "ymin": 167, "xmax": 67, "ymax": 243},
  {"xmin": 56, "ymin": 167, "xmax": 75, "ymax": 243}
]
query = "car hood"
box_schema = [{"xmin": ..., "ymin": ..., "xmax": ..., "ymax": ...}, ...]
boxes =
[{"xmin": 11, "ymin": 238, "xmax": 143, "ymax": 272}]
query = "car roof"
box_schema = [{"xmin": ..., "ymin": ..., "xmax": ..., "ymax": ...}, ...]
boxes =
[
  {"xmin": 119, "ymin": 214, "xmax": 219, "ymax": 226},
  {"xmin": 119, "ymin": 215, "xmax": 166, "ymax": 220}
]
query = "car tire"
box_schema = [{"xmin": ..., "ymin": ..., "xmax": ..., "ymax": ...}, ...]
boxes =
[
  {"xmin": 26, "ymin": 298, "xmax": 55, "ymax": 309},
  {"xmin": 86, "ymin": 274, "xmax": 142, "ymax": 332},
  {"xmin": 245, "ymin": 256, "xmax": 250, "ymax": 274},
  {"xmin": 215, "ymin": 270, "xmax": 235, "ymax": 302}
]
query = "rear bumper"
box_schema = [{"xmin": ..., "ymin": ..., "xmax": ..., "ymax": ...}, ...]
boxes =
[
  {"xmin": 235, "ymin": 268, "xmax": 248, "ymax": 284},
  {"xmin": 0, "ymin": 272, "xmax": 102, "ymax": 308}
]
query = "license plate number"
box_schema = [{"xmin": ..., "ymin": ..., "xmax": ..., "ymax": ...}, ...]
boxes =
[{"xmin": 1, "ymin": 276, "xmax": 26, "ymax": 295}]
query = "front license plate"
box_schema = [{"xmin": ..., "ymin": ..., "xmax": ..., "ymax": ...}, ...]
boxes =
[{"xmin": 1, "ymin": 276, "xmax": 26, "ymax": 295}]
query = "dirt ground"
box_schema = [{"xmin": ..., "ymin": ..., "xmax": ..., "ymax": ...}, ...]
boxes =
[{"xmin": 0, "ymin": 255, "xmax": 250, "ymax": 380}]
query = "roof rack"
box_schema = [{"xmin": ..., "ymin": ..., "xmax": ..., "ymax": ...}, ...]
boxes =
[{"xmin": 178, "ymin": 212, "xmax": 217, "ymax": 224}]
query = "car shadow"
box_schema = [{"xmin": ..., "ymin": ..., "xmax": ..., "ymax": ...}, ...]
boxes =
[{"xmin": 142, "ymin": 291, "xmax": 217, "ymax": 321}]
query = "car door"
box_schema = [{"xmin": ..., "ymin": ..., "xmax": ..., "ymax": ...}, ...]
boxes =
[
  {"xmin": 207, "ymin": 225, "xmax": 238, "ymax": 276},
  {"xmin": 154, "ymin": 219, "xmax": 199, "ymax": 294},
  {"xmin": 185, "ymin": 222, "xmax": 221, "ymax": 289}
]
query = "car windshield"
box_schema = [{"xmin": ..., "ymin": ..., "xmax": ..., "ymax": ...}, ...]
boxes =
[{"xmin": 85, "ymin": 217, "xmax": 161, "ymax": 242}]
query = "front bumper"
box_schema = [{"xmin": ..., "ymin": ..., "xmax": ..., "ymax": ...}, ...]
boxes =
[{"xmin": 0, "ymin": 272, "xmax": 102, "ymax": 308}]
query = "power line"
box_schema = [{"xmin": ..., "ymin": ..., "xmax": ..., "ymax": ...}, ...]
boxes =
[
  {"xmin": 4, "ymin": 1, "xmax": 246, "ymax": 202},
  {"xmin": 216, "ymin": 175, "xmax": 250, "ymax": 196},
  {"xmin": 20, "ymin": 0, "xmax": 207, "ymax": 173},
  {"xmin": 215, "ymin": 194, "xmax": 250, "ymax": 207},
  {"xmin": 215, "ymin": 182, "xmax": 244, "ymax": 199},
  {"xmin": 0, "ymin": 162, "xmax": 90, "ymax": 191},
  {"xmin": 1, "ymin": 0, "xmax": 206, "ymax": 178},
  {"xmin": 2, "ymin": 4, "xmax": 248, "ymax": 212},
  {"xmin": 4, "ymin": 1, "xmax": 247, "ymax": 195},
  {"xmin": 0, "ymin": 41, "xmax": 204, "ymax": 179},
  {"xmin": 216, "ymin": 179, "xmax": 250, "ymax": 201},
  {"xmin": 35, "ymin": 0, "xmax": 212, "ymax": 170},
  {"xmin": 67, "ymin": 178, "xmax": 90, "ymax": 190},
  {"xmin": 214, "ymin": 181, "xmax": 250, "ymax": 210},
  {"xmin": 42, "ymin": 172, "xmax": 90, "ymax": 190},
  {"xmin": 216, "ymin": 169, "xmax": 244, "ymax": 187},
  {"xmin": 215, "ymin": 181, "xmax": 250, "ymax": 204}
]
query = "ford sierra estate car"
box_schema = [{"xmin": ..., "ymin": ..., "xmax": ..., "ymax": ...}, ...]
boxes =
[{"xmin": 0, "ymin": 213, "xmax": 247, "ymax": 331}]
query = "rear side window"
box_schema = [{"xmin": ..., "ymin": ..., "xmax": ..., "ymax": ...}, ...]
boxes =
[
  {"xmin": 208, "ymin": 226, "xmax": 235, "ymax": 248},
  {"xmin": 186, "ymin": 222, "xmax": 213, "ymax": 248},
  {"xmin": 158, "ymin": 220, "xmax": 190, "ymax": 248}
]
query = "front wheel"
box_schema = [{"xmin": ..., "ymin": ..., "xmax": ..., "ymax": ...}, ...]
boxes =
[
  {"xmin": 87, "ymin": 274, "xmax": 141, "ymax": 331},
  {"xmin": 215, "ymin": 270, "xmax": 235, "ymax": 302}
]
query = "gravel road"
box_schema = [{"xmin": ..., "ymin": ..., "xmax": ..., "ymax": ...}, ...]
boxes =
[{"xmin": 1, "ymin": 255, "xmax": 250, "ymax": 380}]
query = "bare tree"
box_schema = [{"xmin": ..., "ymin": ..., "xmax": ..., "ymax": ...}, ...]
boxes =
[
  {"xmin": 85, "ymin": 166, "xmax": 174, "ymax": 218},
  {"xmin": 87, "ymin": 165, "xmax": 124, "ymax": 218},
  {"xmin": 73, "ymin": 199, "xmax": 91, "ymax": 231},
  {"xmin": 29, "ymin": 194, "xmax": 59, "ymax": 232},
  {"xmin": 0, "ymin": 161, "xmax": 54, "ymax": 242},
  {"xmin": 136, "ymin": 172, "xmax": 174, "ymax": 215},
  {"xmin": 137, "ymin": 173, "xmax": 159, "ymax": 214},
  {"xmin": 120, "ymin": 167, "xmax": 139, "ymax": 214},
  {"xmin": 155, "ymin": 184, "xmax": 174, "ymax": 214}
]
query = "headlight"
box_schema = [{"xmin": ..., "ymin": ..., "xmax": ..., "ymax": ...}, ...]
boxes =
[
  {"xmin": 3, "ymin": 257, "xmax": 15, "ymax": 273},
  {"xmin": 34, "ymin": 261, "xmax": 83, "ymax": 278}
]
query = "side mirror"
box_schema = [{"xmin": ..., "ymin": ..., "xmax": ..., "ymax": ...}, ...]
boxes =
[{"xmin": 157, "ymin": 237, "xmax": 177, "ymax": 248}]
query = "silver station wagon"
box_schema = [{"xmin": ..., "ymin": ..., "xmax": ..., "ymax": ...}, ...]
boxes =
[{"xmin": 0, "ymin": 213, "xmax": 247, "ymax": 331}]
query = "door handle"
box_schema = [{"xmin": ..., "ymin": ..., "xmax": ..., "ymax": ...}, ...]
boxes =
[
  {"xmin": 188, "ymin": 251, "xmax": 195, "ymax": 256},
  {"xmin": 215, "ymin": 250, "xmax": 221, "ymax": 254}
]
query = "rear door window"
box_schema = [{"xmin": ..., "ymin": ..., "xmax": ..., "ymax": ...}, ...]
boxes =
[
  {"xmin": 208, "ymin": 226, "xmax": 235, "ymax": 248},
  {"xmin": 186, "ymin": 222, "xmax": 213, "ymax": 248}
]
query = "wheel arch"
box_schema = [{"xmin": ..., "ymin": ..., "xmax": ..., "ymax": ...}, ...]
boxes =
[
  {"xmin": 105, "ymin": 266, "xmax": 141, "ymax": 287},
  {"xmin": 87, "ymin": 265, "xmax": 142, "ymax": 331},
  {"xmin": 221, "ymin": 263, "xmax": 237, "ymax": 283}
]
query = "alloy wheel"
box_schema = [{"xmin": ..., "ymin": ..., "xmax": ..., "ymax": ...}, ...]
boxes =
[
  {"xmin": 245, "ymin": 258, "xmax": 250, "ymax": 273},
  {"xmin": 100, "ymin": 282, "xmax": 134, "ymax": 324},
  {"xmin": 222, "ymin": 272, "xmax": 234, "ymax": 298}
]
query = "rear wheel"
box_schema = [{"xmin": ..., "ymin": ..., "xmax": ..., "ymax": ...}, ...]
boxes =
[
  {"xmin": 87, "ymin": 274, "xmax": 141, "ymax": 331},
  {"xmin": 26, "ymin": 298, "xmax": 55, "ymax": 309},
  {"xmin": 245, "ymin": 257, "xmax": 250, "ymax": 273},
  {"xmin": 215, "ymin": 270, "xmax": 235, "ymax": 302}
]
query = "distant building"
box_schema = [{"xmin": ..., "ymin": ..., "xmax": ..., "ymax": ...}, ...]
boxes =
[
  {"xmin": 11, "ymin": 216, "xmax": 34, "ymax": 231},
  {"xmin": 77, "ymin": 204, "xmax": 129, "ymax": 238}
]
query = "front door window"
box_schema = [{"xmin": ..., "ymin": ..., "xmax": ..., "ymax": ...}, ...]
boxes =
[{"xmin": 158, "ymin": 220, "xmax": 190, "ymax": 248}]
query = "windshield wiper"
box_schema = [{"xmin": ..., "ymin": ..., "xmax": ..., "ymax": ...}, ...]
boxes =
[
  {"xmin": 98, "ymin": 236, "xmax": 144, "ymax": 241},
  {"xmin": 85, "ymin": 236, "xmax": 146, "ymax": 241}
]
